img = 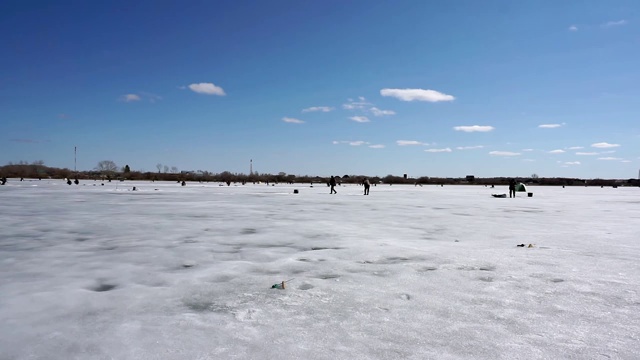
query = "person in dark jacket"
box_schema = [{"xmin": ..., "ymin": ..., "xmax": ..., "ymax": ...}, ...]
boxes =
[
  {"xmin": 329, "ymin": 176, "xmax": 337, "ymax": 194},
  {"xmin": 509, "ymin": 178, "xmax": 516, "ymax": 198},
  {"xmin": 363, "ymin": 178, "xmax": 370, "ymax": 195}
]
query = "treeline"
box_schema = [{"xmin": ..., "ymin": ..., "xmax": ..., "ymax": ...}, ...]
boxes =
[{"xmin": 1, "ymin": 162, "xmax": 638, "ymax": 187}]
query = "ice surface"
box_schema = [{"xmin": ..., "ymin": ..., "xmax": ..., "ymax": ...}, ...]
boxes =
[{"xmin": 1, "ymin": 179, "xmax": 639, "ymax": 359}]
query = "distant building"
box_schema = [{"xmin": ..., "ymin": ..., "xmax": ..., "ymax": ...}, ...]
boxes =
[{"xmin": 466, "ymin": 175, "xmax": 475, "ymax": 182}]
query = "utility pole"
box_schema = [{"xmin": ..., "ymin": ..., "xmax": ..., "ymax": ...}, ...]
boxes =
[{"xmin": 74, "ymin": 146, "xmax": 77, "ymax": 172}]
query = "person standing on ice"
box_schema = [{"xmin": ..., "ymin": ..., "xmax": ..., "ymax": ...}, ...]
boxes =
[
  {"xmin": 363, "ymin": 178, "xmax": 370, "ymax": 195},
  {"xmin": 329, "ymin": 176, "xmax": 337, "ymax": 194},
  {"xmin": 509, "ymin": 178, "xmax": 516, "ymax": 198}
]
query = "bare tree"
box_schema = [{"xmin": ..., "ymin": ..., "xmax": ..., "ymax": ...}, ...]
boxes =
[
  {"xmin": 163, "ymin": 165, "xmax": 169, "ymax": 173},
  {"xmin": 170, "ymin": 166, "xmax": 178, "ymax": 174},
  {"xmin": 96, "ymin": 160, "xmax": 118, "ymax": 173},
  {"xmin": 156, "ymin": 163, "xmax": 162, "ymax": 173}
]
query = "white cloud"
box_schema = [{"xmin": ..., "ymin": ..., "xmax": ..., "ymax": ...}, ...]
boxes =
[
  {"xmin": 302, "ymin": 106, "xmax": 334, "ymax": 113},
  {"xmin": 120, "ymin": 94, "xmax": 141, "ymax": 102},
  {"xmin": 425, "ymin": 148, "xmax": 452, "ymax": 153},
  {"xmin": 602, "ymin": 20, "xmax": 627, "ymax": 28},
  {"xmin": 576, "ymin": 152, "xmax": 599, "ymax": 156},
  {"xmin": 548, "ymin": 149, "xmax": 565, "ymax": 154},
  {"xmin": 539, "ymin": 124, "xmax": 564, "ymax": 128},
  {"xmin": 489, "ymin": 151, "xmax": 521, "ymax": 156},
  {"xmin": 598, "ymin": 157, "xmax": 621, "ymax": 161},
  {"xmin": 119, "ymin": 92, "xmax": 162, "ymax": 103},
  {"xmin": 600, "ymin": 150, "xmax": 616, "ymax": 154},
  {"xmin": 397, "ymin": 140, "xmax": 426, "ymax": 146},
  {"xmin": 565, "ymin": 161, "xmax": 581, "ymax": 165},
  {"xmin": 333, "ymin": 140, "xmax": 368, "ymax": 146},
  {"xmin": 522, "ymin": 159, "xmax": 536, "ymax": 162},
  {"xmin": 370, "ymin": 107, "xmax": 396, "ymax": 116},
  {"xmin": 380, "ymin": 88, "xmax": 455, "ymax": 102},
  {"xmin": 188, "ymin": 83, "xmax": 226, "ymax": 96},
  {"xmin": 140, "ymin": 92, "xmax": 162, "ymax": 103},
  {"xmin": 569, "ymin": 25, "xmax": 578, "ymax": 31},
  {"xmin": 591, "ymin": 142, "xmax": 620, "ymax": 148},
  {"xmin": 369, "ymin": 144, "xmax": 385, "ymax": 149},
  {"xmin": 342, "ymin": 98, "xmax": 371, "ymax": 110},
  {"xmin": 567, "ymin": 146, "xmax": 584, "ymax": 150},
  {"xmin": 343, "ymin": 98, "xmax": 395, "ymax": 117},
  {"xmin": 282, "ymin": 117, "xmax": 304, "ymax": 124},
  {"xmin": 621, "ymin": 160, "xmax": 631, "ymax": 163},
  {"xmin": 522, "ymin": 149, "xmax": 534, "ymax": 152},
  {"xmin": 453, "ymin": 125, "xmax": 494, "ymax": 132},
  {"xmin": 456, "ymin": 145, "xmax": 484, "ymax": 150},
  {"xmin": 349, "ymin": 116, "xmax": 370, "ymax": 123}
]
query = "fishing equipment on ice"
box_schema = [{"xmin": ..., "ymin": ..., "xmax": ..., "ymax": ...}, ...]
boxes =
[{"xmin": 271, "ymin": 279, "xmax": 294, "ymax": 289}]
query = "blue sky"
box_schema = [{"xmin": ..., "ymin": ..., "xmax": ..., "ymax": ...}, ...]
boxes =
[{"xmin": 1, "ymin": 0, "xmax": 639, "ymax": 178}]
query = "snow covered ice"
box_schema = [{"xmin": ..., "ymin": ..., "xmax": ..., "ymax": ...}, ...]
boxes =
[{"xmin": 1, "ymin": 180, "xmax": 639, "ymax": 359}]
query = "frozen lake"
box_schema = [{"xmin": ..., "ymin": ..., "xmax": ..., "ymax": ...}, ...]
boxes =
[{"xmin": 1, "ymin": 180, "xmax": 639, "ymax": 359}]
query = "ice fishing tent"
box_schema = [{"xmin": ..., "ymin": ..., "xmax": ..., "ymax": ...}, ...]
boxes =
[{"xmin": 515, "ymin": 183, "xmax": 527, "ymax": 192}]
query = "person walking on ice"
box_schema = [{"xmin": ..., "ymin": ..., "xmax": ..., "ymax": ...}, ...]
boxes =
[
  {"xmin": 363, "ymin": 178, "xmax": 370, "ymax": 195},
  {"xmin": 329, "ymin": 176, "xmax": 337, "ymax": 194}
]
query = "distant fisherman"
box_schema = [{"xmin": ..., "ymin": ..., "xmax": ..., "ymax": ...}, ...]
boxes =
[
  {"xmin": 329, "ymin": 176, "xmax": 337, "ymax": 194},
  {"xmin": 509, "ymin": 178, "xmax": 516, "ymax": 198},
  {"xmin": 363, "ymin": 178, "xmax": 370, "ymax": 195}
]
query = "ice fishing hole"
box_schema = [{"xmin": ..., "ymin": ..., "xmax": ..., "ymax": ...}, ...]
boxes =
[
  {"xmin": 309, "ymin": 247, "xmax": 342, "ymax": 251},
  {"xmin": 299, "ymin": 284, "xmax": 314, "ymax": 290},
  {"xmin": 418, "ymin": 266, "xmax": 438, "ymax": 272},
  {"xmin": 317, "ymin": 274, "xmax": 340, "ymax": 280},
  {"xmin": 90, "ymin": 283, "xmax": 117, "ymax": 292},
  {"xmin": 479, "ymin": 265, "xmax": 496, "ymax": 271}
]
